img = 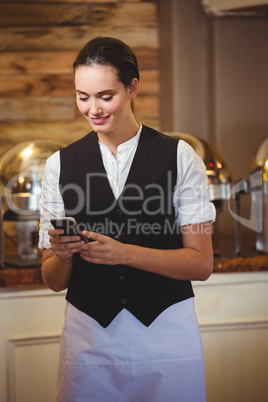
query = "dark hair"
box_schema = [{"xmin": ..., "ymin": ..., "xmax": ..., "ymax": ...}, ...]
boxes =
[{"xmin": 73, "ymin": 37, "xmax": 140, "ymax": 87}]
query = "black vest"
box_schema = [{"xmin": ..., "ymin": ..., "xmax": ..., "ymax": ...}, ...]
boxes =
[{"xmin": 59, "ymin": 125, "xmax": 194, "ymax": 327}]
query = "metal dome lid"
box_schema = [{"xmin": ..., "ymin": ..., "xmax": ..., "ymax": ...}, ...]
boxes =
[
  {"xmin": 0, "ymin": 140, "xmax": 65, "ymax": 217},
  {"xmin": 249, "ymin": 136, "xmax": 268, "ymax": 182},
  {"xmin": 165, "ymin": 132, "xmax": 232, "ymax": 201}
]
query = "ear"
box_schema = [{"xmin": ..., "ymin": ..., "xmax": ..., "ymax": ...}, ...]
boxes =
[{"xmin": 127, "ymin": 78, "xmax": 139, "ymax": 99}]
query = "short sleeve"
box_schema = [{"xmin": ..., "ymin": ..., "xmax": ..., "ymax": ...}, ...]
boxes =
[
  {"xmin": 173, "ymin": 140, "xmax": 216, "ymax": 227},
  {"xmin": 38, "ymin": 151, "xmax": 65, "ymax": 249}
]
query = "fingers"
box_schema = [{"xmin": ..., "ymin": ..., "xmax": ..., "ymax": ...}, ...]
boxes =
[
  {"xmin": 51, "ymin": 240, "xmax": 85, "ymax": 259},
  {"xmin": 48, "ymin": 228, "xmax": 122, "ymax": 265},
  {"xmin": 80, "ymin": 231, "xmax": 108, "ymax": 255},
  {"xmin": 49, "ymin": 227, "xmax": 85, "ymax": 259},
  {"xmin": 49, "ymin": 227, "xmax": 82, "ymax": 244},
  {"xmin": 79, "ymin": 232, "xmax": 123, "ymax": 265},
  {"xmin": 81, "ymin": 231, "xmax": 105, "ymax": 243},
  {"xmin": 48, "ymin": 227, "xmax": 64, "ymax": 237}
]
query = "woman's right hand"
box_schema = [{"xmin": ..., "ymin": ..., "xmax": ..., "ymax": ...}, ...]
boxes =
[
  {"xmin": 48, "ymin": 228, "xmax": 85, "ymax": 259},
  {"xmin": 41, "ymin": 228, "xmax": 85, "ymax": 292}
]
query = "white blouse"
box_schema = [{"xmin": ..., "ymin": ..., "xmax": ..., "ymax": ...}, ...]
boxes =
[{"xmin": 39, "ymin": 125, "xmax": 215, "ymax": 249}]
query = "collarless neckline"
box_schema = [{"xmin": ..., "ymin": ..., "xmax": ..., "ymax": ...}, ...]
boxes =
[{"xmin": 98, "ymin": 124, "xmax": 142, "ymax": 155}]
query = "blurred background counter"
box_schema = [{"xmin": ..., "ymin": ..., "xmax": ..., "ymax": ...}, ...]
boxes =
[{"xmin": 0, "ymin": 254, "xmax": 267, "ymax": 289}]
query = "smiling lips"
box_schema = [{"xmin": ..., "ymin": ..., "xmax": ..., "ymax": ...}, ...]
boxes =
[{"xmin": 90, "ymin": 115, "xmax": 110, "ymax": 125}]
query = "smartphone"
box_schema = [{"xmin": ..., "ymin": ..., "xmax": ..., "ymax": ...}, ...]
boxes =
[{"xmin": 50, "ymin": 217, "xmax": 91, "ymax": 243}]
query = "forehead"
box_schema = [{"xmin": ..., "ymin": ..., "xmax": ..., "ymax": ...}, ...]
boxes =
[{"xmin": 74, "ymin": 64, "xmax": 121, "ymax": 91}]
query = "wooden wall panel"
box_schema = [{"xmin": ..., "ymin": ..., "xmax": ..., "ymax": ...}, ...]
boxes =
[
  {"xmin": 1, "ymin": 26, "xmax": 158, "ymax": 51},
  {"xmin": 0, "ymin": 71, "xmax": 158, "ymax": 98},
  {"xmin": 0, "ymin": 75, "xmax": 75, "ymax": 97},
  {"xmin": 0, "ymin": 97, "xmax": 77, "ymax": 122},
  {"xmin": 91, "ymin": 3, "xmax": 156, "ymax": 27},
  {"xmin": 139, "ymin": 71, "xmax": 159, "ymax": 95},
  {"xmin": 0, "ymin": 3, "xmax": 92, "ymax": 27},
  {"xmin": 5, "ymin": 0, "xmax": 121, "ymax": 3},
  {"xmin": 0, "ymin": 48, "xmax": 158, "ymax": 75},
  {"xmin": 0, "ymin": 0, "xmax": 159, "ymax": 154},
  {"xmin": 135, "ymin": 96, "xmax": 159, "ymax": 119},
  {"xmin": 0, "ymin": 51, "xmax": 77, "ymax": 75}
]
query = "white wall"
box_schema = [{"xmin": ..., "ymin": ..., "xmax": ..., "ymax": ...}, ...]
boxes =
[
  {"xmin": 0, "ymin": 288, "xmax": 66, "ymax": 402},
  {"xmin": 194, "ymin": 272, "xmax": 268, "ymax": 401}
]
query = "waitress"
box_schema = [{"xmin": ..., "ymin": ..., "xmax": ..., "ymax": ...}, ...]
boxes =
[{"xmin": 39, "ymin": 36, "xmax": 216, "ymax": 401}]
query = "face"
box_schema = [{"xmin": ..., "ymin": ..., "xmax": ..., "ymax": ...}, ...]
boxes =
[{"xmin": 75, "ymin": 64, "xmax": 138, "ymax": 136}]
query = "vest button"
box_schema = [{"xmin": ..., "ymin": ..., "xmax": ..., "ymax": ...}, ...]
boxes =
[
  {"xmin": 116, "ymin": 208, "xmax": 123, "ymax": 215},
  {"xmin": 121, "ymin": 297, "xmax": 128, "ymax": 305},
  {"xmin": 120, "ymin": 275, "xmax": 127, "ymax": 282}
]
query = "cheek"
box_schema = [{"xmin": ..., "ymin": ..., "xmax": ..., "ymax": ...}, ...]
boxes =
[
  {"xmin": 106, "ymin": 99, "xmax": 128, "ymax": 115},
  {"xmin": 105, "ymin": 104, "xmax": 118, "ymax": 115},
  {"xmin": 76, "ymin": 101, "xmax": 88, "ymax": 115}
]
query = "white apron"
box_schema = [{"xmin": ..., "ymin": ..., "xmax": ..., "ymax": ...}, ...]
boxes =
[{"xmin": 56, "ymin": 298, "xmax": 206, "ymax": 402}]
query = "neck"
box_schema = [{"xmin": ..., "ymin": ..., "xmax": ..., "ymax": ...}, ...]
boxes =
[{"xmin": 97, "ymin": 118, "xmax": 140, "ymax": 157}]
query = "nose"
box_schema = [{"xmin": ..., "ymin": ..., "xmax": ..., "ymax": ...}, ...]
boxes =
[{"xmin": 89, "ymin": 99, "xmax": 101, "ymax": 116}]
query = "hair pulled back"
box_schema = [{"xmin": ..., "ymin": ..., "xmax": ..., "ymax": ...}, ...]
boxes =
[{"xmin": 73, "ymin": 37, "xmax": 140, "ymax": 87}]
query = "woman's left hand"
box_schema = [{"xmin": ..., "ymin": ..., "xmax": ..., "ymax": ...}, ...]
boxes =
[{"xmin": 80, "ymin": 231, "xmax": 126, "ymax": 265}]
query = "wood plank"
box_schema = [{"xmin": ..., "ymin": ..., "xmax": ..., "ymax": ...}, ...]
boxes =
[
  {"xmin": 135, "ymin": 48, "xmax": 159, "ymax": 71},
  {"xmin": 0, "ymin": 51, "xmax": 77, "ymax": 75},
  {"xmin": 135, "ymin": 96, "xmax": 159, "ymax": 119},
  {"xmin": 0, "ymin": 97, "xmax": 77, "ymax": 122},
  {"xmin": 139, "ymin": 70, "xmax": 159, "ymax": 95},
  {"xmin": 0, "ymin": 26, "xmax": 158, "ymax": 51},
  {"xmin": 0, "ymin": 70, "xmax": 158, "ymax": 97},
  {"xmin": 0, "ymin": 48, "xmax": 158, "ymax": 75},
  {"xmin": 4, "ymin": 0, "xmax": 122, "ymax": 3},
  {"xmin": 0, "ymin": 3, "xmax": 91, "ymax": 27},
  {"xmin": 0, "ymin": 75, "xmax": 75, "ymax": 97},
  {"xmin": 91, "ymin": 3, "xmax": 157, "ymax": 27}
]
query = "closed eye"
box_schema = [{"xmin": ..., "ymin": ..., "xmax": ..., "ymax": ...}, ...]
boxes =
[{"xmin": 102, "ymin": 95, "xmax": 113, "ymax": 101}]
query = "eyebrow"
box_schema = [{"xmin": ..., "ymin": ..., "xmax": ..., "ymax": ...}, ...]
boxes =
[
  {"xmin": 76, "ymin": 90, "xmax": 88, "ymax": 96},
  {"xmin": 76, "ymin": 89, "xmax": 114, "ymax": 96}
]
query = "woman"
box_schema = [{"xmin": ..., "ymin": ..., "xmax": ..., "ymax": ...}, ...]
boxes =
[{"xmin": 39, "ymin": 36, "xmax": 216, "ymax": 402}]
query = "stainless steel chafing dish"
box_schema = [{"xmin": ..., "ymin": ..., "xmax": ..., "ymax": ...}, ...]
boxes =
[
  {"xmin": 165, "ymin": 132, "xmax": 232, "ymax": 210},
  {"xmin": 165, "ymin": 132, "xmax": 237, "ymax": 255},
  {"xmin": 218, "ymin": 135, "xmax": 268, "ymax": 255},
  {"xmin": 0, "ymin": 140, "xmax": 65, "ymax": 268},
  {"xmin": 248, "ymin": 136, "xmax": 268, "ymax": 253}
]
